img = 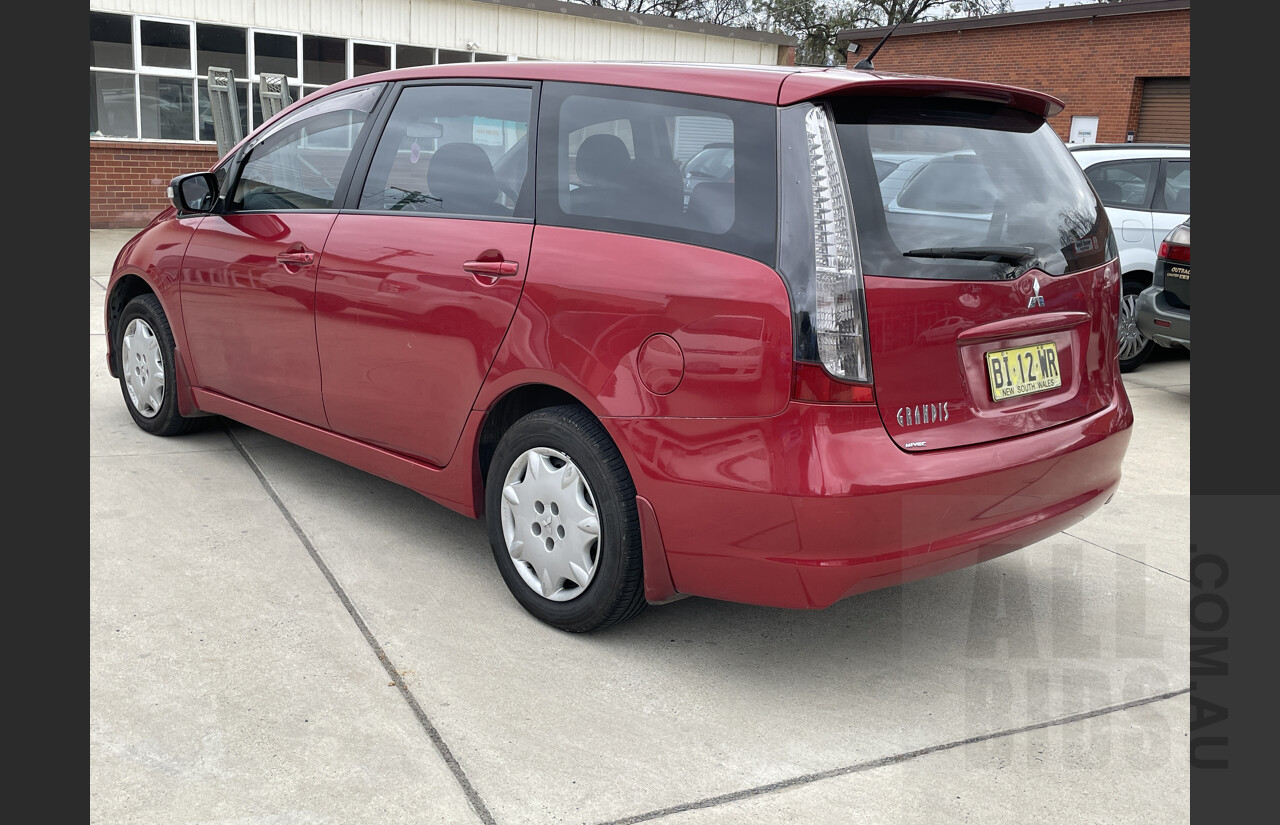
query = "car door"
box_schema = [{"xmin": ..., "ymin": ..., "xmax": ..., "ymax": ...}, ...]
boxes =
[
  {"xmin": 1150, "ymin": 158, "xmax": 1190, "ymax": 247},
  {"xmin": 1083, "ymin": 158, "xmax": 1158, "ymax": 272},
  {"xmin": 179, "ymin": 84, "xmax": 385, "ymax": 426},
  {"xmin": 315, "ymin": 81, "xmax": 537, "ymax": 466}
]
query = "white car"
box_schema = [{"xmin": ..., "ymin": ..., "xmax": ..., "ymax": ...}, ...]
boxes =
[{"xmin": 1069, "ymin": 143, "xmax": 1190, "ymax": 371}]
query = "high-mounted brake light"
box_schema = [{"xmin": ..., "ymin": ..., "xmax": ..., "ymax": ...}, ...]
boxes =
[{"xmin": 803, "ymin": 106, "xmax": 871, "ymax": 384}]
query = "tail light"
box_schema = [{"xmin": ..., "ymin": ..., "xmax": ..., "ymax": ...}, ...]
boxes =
[
  {"xmin": 803, "ymin": 105, "xmax": 871, "ymax": 385},
  {"xmin": 776, "ymin": 103, "xmax": 873, "ymax": 403},
  {"xmin": 1159, "ymin": 240, "xmax": 1190, "ymax": 264}
]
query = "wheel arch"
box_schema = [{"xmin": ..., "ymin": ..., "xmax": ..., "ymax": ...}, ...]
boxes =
[
  {"xmin": 107, "ymin": 273, "xmax": 204, "ymax": 418},
  {"xmin": 106, "ymin": 273, "xmax": 158, "ymax": 376},
  {"xmin": 1121, "ymin": 268, "xmax": 1154, "ymax": 289},
  {"xmin": 474, "ymin": 384, "xmax": 585, "ymax": 500}
]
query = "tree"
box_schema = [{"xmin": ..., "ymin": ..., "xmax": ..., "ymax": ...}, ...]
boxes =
[
  {"xmin": 757, "ymin": 1, "xmax": 1014, "ymax": 66},
  {"xmin": 563, "ymin": 0, "xmax": 1014, "ymax": 67}
]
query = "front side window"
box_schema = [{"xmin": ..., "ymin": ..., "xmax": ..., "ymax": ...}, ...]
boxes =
[
  {"xmin": 231, "ymin": 84, "xmax": 384, "ymax": 211},
  {"xmin": 358, "ymin": 84, "xmax": 533, "ymax": 218},
  {"xmin": 834, "ymin": 97, "xmax": 1113, "ymax": 280}
]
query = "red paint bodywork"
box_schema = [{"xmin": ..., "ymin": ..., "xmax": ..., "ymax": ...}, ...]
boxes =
[{"xmin": 104, "ymin": 62, "xmax": 1130, "ymax": 613}]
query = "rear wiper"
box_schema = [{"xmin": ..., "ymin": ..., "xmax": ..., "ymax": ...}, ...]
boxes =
[{"xmin": 904, "ymin": 245, "xmax": 1036, "ymax": 264}]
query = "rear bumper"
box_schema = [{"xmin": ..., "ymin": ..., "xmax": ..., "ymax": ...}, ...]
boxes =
[
  {"xmin": 1135, "ymin": 287, "xmax": 1191, "ymax": 349},
  {"xmin": 608, "ymin": 391, "xmax": 1132, "ymax": 609}
]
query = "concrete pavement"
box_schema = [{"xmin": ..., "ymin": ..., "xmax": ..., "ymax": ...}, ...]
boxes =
[{"xmin": 90, "ymin": 228, "xmax": 1191, "ymax": 824}]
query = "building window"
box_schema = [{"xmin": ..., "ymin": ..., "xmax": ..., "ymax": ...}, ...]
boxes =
[
  {"xmin": 90, "ymin": 71, "xmax": 137, "ymax": 138},
  {"xmin": 396, "ymin": 45, "xmax": 436, "ymax": 68},
  {"xmin": 304, "ymin": 36, "xmax": 346, "ymax": 86},
  {"xmin": 140, "ymin": 19, "xmax": 192, "ymax": 71},
  {"xmin": 90, "ymin": 12, "xmax": 133, "ymax": 70},
  {"xmin": 253, "ymin": 31, "xmax": 299, "ymax": 79},
  {"xmin": 89, "ymin": 12, "xmax": 510, "ymax": 143},
  {"xmin": 197, "ymin": 24, "xmax": 247, "ymax": 77},
  {"xmin": 353, "ymin": 42, "xmax": 391, "ymax": 76}
]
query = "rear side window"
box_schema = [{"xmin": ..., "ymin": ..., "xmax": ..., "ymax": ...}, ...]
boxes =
[
  {"xmin": 537, "ymin": 82, "xmax": 777, "ymax": 265},
  {"xmin": 1161, "ymin": 160, "xmax": 1190, "ymax": 212},
  {"xmin": 1084, "ymin": 160, "xmax": 1157, "ymax": 208},
  {"xmin": 231, "ymin": 84, "xmax": 383, "ymax": 211},
  {"xmin": 357, "ymin": 83, "xmax": 534, "ymax": 218},
  {"xmin": 832, "ymin": 96, "xmax": 1113, "ymax": 280}
]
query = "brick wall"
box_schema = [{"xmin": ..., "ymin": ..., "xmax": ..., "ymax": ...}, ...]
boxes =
[
  {"xmin": 843, "ymin": 9, "xmax": 1191, "ymax": 144},
  {"xmin": 90, "ymin": 141, "xmax": 220, "ymax": 229}
]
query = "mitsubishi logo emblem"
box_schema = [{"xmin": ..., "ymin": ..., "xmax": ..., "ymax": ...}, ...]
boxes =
[{"xmin": 1027, "ymin": 277, "xmax": 1045, "ymax": 309}]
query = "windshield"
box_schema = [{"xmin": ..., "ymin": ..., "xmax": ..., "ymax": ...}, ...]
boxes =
[{"xmin": 833, "ymin": 96, "xmax": 1115, "ymax": 280}]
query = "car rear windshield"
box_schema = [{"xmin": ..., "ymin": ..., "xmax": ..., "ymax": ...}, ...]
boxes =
[{"xmin": 832, "ymin": 97, "xmax": 1114, "ymax": 280}]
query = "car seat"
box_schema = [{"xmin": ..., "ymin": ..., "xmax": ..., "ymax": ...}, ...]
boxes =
[
  {"xmin": 570, "ymin": 134, "xmax": 635, "ymax": 219},
  {"xmin": 426, "ymin": 142, "xmax": 506, "ymax": 216}
]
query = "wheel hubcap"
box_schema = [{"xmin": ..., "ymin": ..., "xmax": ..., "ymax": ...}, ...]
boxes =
[
  {"xmin": 121, "ymin": 318, "xmax": 165, "ymax": 418},
  {"xmin": 1117, "ymin": 293, "xmax": 1149, "ymax": 361},
  {"xmin": 500, "ymin": 447, "xmax": 600, "ymax": 602}
]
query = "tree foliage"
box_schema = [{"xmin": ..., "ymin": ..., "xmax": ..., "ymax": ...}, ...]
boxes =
[{"xmin": 566, "ymin": 0, "xmax": 1014, "ymax": 67}]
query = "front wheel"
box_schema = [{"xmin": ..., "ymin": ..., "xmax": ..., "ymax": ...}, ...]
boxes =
[
  {"xmin": 1118, "ymin": 279, "xmax": 1156, "ymax": 373},
  {"xmin": 485, "ymin": 405, "xmax": 646, "ymax": 632},
  {"xmin": 115, "ymin": 294, "xmax": 202, "ymax": 436}
]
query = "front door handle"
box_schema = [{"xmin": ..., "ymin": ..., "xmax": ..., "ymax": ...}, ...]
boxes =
[
  {"xmin": 464, "ymin": 259, "xmax": 519, "ymax": 277},
  {"xmin": 277, "ymin": 250, "xmax": 315, "ymax": 266}
]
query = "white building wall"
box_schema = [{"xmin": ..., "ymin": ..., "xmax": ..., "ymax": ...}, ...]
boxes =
[{"xmin": 90, "ymin": 0, "xmax": 788, "ymax": 64}]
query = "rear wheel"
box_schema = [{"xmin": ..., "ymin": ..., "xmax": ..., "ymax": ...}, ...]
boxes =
[
  {"xmin": 116, "ymin": 294, "xmax": 201, "ymax": 436},
  {"xmin": 485, "ymin": 405, "xmax": 646, "ymax": 632},
  {"xmin": 1118, "ymin": 279, "xmax": 1156, "ymax": 373}
]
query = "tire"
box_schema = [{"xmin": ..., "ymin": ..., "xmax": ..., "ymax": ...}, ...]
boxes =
[
  {"xmin": 485, "ymin": 405, "xmax": 647, "ymax": 632},
  {"xmin": 1117, "ymin": 278, "xmax": 1156, "ymax": 373},
  {"xmin": 116, "ymin": 294, "xmax": 202, "ymax": 437}
]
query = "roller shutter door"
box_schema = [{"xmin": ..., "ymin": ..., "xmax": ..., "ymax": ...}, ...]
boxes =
[{"xmin": 1135, "ymin": 78, "xmax": 1190, "ymax": 143}]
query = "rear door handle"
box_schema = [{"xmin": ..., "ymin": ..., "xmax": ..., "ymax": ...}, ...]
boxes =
[{"xmin": 464, "ymin": 260, "xmax": 519, "ymax": 277}]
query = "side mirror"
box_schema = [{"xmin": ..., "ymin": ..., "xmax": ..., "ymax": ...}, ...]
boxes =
[{"xmin": 168, "ymin": 172, "xmax": 219, "ymax": 213}]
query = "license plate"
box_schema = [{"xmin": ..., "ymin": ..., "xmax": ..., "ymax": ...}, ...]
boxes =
[{"xmin": 985, "ymin": 342, "xmax": 1062, "ymax": 400}]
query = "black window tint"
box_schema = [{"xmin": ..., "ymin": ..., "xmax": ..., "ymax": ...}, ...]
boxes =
[
  {"xmin": 90, "ymin": 12, "xmax": 133, "ymax": 70},
  {"xmin": 832, "ymin": 96, "xmax": 1111, "ymax": 280},
  {"xmin": 539, "ymin": 82, "xmax": 776, "ymax": 265},
  {"xmin": 397, "ymin": 45, "xmax": 436, "ymax": 68},
  {"xmin": 231, "ymin": 84, "xmax": 383, "ymax": 211},
  {"xmin": 254, "ymin": 32, "xmax": 297, "ymax": 78},
  {"xmin": 1084, "ymin": 160, "xmax": 1156, "ymax": 208},
  {"xmin": 353, "ymin": 43, "xmax": 391, "ymax": 76},
  {"xmin": 303, "ymin": 36, "xmax": 346, "ymax": 86},
  {"xmin": 140, "ymin": 20, "xmax": 191, "ymax": 71},
  {"xmin": 358, "ymin": 84, "xmax": 533, "ymax": 218},
  {"xmin": 197, "ymin": 24, "xmax": 247, "ymax": 76}
]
